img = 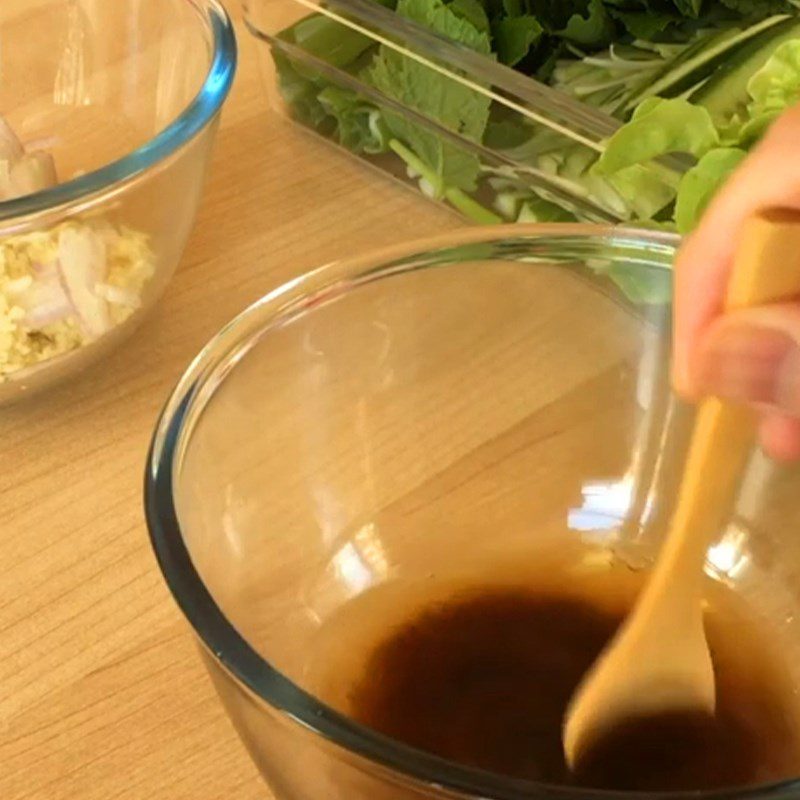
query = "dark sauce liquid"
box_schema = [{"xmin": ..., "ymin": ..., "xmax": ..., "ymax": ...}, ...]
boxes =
[{"xmin": 308, "ymin": 558, "xmax": 800, "ymax": 792}]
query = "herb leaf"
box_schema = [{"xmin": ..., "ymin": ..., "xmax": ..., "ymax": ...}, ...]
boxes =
[
  {"xmin": 493, "ymin": 15, "xmax": 544, "ymax": 65},
  {"xmin": 558, "ymin": 0, "xmax": 616, "ymax": 47},
  {"xmin": 675, "ymin": 147, "xmax": 747, "ymax": 233},
  {"xmin": 364, "ymin": 0, "xmax": 492, "ymax": 193},
  {"xmin": 596, "ymin": 98, "xmax": 719, "ymax": 174}
]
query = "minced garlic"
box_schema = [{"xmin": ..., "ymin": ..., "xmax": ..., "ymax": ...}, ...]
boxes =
[{"xmin": 0, "ymin": 220, "xmax": 155, "ymax": 378}]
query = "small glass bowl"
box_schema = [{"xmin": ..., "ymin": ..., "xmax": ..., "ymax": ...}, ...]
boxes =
[
  {"xmin": 0, "ymin": 0, "xmax": 236, "ymax": 402},
  {"xmin": 146, "ymin": 225, "xmax": 800, "ymax": 800}
]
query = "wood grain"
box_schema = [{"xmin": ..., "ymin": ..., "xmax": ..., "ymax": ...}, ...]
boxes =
[
  {"xmin": 5, "ymin": 9, "xmax": 800, "ymax": 800},
  {"xmin": 0, "ymin": 15, "xmax": 460, "ymax": 800}
]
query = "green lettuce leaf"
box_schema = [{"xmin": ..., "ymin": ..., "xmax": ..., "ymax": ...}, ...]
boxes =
[
  {"xmin": 675, "ymin": 147, "xmax": 747, "ymax": 233},
  {"xmin": 672, "ymin": 0, "xmax": 703, "ymax": 17},
  {"xmin": 517, "ymin": 195, "xmax": 577, "ymax": 222},
  {"xmin": 493, "ymin": 15, "xmax": 544, "ymax": 65},
  {"xmin": 448, "ymin": 0, "xmax": 491, "ymax": 33},
  {"xmin": 394, "ymin": 0, "xmax": 491, "ymax": 53},
  {"xmin": 719, "ymin": 0, "xmax": 794, "ymax": 15},
  {"xmin": 747, "ymin": 39, "xmax": 800, "ymax": 116},
  {"xmin": 273, "ymin": 13, "xmax": 382, "ymax": 138},
  {"xmin": 557, "ymin": 0, "xmax": 615, "ymax": 47},
  {"xmin": 737, "ymin": 110, "xmax": 781, "ymax": 145},
  {"xmin": 604, "ymin": 163, "xmax": 678, "ymax": 221},
  {"xmin": 484, "ymin": 117, "xmax": 533, "ymax": 149},
  {"xmin": 272, "ymin": 51, "xmax": 330, "ymax": 130},
  {"xmin": 729, "ymin": 41, "xmax": 800, "ymax": 146},
  {"xmin": 285, "ymin": 15, "xmax": 376, "ymax": 68},
  {"xmin": 317, "ymin": 87, "xmax": 390, "ymax": 154},
  {"xmin": 610, "ymin": 11, "xmax": 678, "ymax": 40},
  {"xmin": 527, "ymin": 0, "xmax": 591, "ymax": 32},
  {"xmin": 596, "ymin": 98, "xmax": 719, "ymax": 174}
]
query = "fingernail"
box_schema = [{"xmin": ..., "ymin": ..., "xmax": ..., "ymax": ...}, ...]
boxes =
[{"xmin": 694, "ymin": 324, "xmax": 800, "ymax": 411}]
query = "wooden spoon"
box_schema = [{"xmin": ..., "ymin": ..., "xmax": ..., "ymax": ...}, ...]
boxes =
[{"xmin": 563, "ymin": 209, "xmax": 800, "ymax": 771}]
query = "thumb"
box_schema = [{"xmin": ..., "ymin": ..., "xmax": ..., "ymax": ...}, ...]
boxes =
[{"xmin": 693, "ymin": 304, "xmax": 800, "ymax": 416}]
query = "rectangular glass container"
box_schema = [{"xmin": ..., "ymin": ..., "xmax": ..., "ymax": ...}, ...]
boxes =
[{"xmin": 243, "ymin": 0, "xmax": 691, "ymax": 225}]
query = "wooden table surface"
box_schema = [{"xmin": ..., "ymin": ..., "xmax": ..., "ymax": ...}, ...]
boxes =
[{"xmin": 0, "ymin": 14, "xmax": 460, "ymax": 800}]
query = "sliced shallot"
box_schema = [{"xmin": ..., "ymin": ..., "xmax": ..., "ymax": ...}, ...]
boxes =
[
  {"xmin": 58, "ymin": 226, "xmax": 110, "ymax": 337},
  {"xmin": 16, "ymin": 275, "xmax": 74, "ymax": 328},
  {"xmin": 94, "ymin": 282, "xmax": 141, "ymax": 309}
]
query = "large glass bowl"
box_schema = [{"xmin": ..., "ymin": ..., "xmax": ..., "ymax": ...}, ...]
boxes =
[
  {"xmin": 0, "ymin": 0, "xmax": 236, "ymax": 402},
  {"xmin": 146, "ymin": 225, "xmax": 800, "ymax": 800}
]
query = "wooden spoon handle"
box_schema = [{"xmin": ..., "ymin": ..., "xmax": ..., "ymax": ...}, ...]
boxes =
[
  {"xmin": 725, "ymin": 210, "xmax": 800, "ymax": 309},
  {"xmin": 658, "ymin": 210, "xmax": 800, "ymax": 588},
  {"xmin": 563, "ymin": 213, "xmax": 800, "ymax": 768}
]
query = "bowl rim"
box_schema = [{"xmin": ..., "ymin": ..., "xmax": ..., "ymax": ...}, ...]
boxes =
[
  {"xmin": 145, "ymin": 224, "xmax": 800, "ymax": 800},
  {"xmin": 0, "ymin": 0, "xmax": 237, "ymax": 224}
]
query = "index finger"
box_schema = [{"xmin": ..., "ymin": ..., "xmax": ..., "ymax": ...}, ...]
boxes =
[{"xmin": 673, "ymin": 105, "xmax": 800, "ymax": 397}]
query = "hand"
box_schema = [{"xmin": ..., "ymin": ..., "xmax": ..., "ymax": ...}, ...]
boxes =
[{"xmin": 673, "ymin": 105, "xmax": 800, "ymax": 462}]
